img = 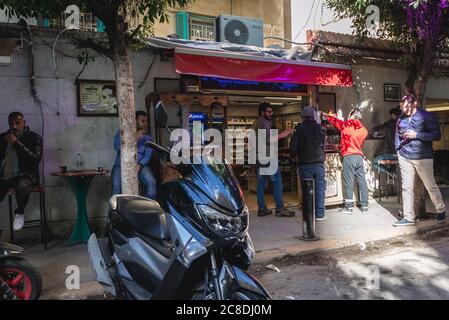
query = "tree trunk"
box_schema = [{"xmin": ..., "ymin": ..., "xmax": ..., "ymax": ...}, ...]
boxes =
[
  {"xmin": 405, "ymin": 62, "xmax": 417, "ymax": 95},
  {"xmin": 113, "ymin": 40, "xmax": 138, "ymax": 195},
  {"xmin": 415, "ymin": 76, "xmax": 428, "ymax": 108},
  {"xmin": 415, "ymin": 41, "xmax": 436, "ymax": 108}
]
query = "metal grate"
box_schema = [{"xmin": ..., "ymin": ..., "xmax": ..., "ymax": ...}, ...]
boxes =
[
  {"xmin": 158, "ymin": 99, "xmax": 182, "ymax": 148},
  {"xmin": 318, "ymin": 93, "xmax": 336, "ymax": 113},
  {"xmin": 154, "ymin": 78, "xmax": 181, "ymax": 93},
  {"xmin": 44, "ymin": 12, "xmax": 98, "ymax": 31}
]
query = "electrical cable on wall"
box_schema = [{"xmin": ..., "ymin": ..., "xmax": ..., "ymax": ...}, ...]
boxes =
[
  {"xmin": 52, "ymin": 28, "xmax": 71, "ymax": 79},
  {"xmin": 26, "ymin": 24, "xmax": 46, "ymax": 187},
  {"xmin": 30, "ymin": 28, "xmax": 102, "ymax": 60},
  {"xmin": 74, "ymin": 48, "xmax": 89, "ymax": 84},
  {"xmin": 138, "ymin": 53, "xmax": 157, "ymax": 89}
]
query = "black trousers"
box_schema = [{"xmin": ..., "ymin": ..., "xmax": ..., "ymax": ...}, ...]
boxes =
[{"xmin": 0, "ymin": 176, "xmax": 33, "ymax": 215}]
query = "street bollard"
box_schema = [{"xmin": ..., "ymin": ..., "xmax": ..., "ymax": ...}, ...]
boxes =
[{"xmin": 298, "ymin": 178, "xmax": 319, "ymax": 241}]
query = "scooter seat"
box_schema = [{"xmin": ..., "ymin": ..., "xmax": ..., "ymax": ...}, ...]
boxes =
[{"xmin": 112, "ymin": 195, "xmax": 170, "ymax": 241}]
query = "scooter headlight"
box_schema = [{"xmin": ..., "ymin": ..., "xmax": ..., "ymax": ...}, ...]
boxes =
[{"xmin": 197, "ymin": 205, "xmax": 248, "ymax": 236}]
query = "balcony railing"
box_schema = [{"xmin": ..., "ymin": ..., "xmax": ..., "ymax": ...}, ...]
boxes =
[
  {"xmin": 39, "ymin": 12, "xmax": 104, "ymax": 32},
  {"xmin": 190, "ymin": 22, "xmax": 215, "ymax": 41}
]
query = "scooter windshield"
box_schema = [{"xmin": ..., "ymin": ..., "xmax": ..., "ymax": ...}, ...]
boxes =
[{"xmin": 188, "ymin": 155, "xmax": 245, "ymax": 214}]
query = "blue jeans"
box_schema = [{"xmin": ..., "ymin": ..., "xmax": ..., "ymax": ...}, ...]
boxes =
[
  {"xmin": 372, "ymin": 153, "xmax": 397, "ymax": 175},
  {"xmin": 111, "ymin": 165, "xmax": 157, "ymax": 200},
  {"xmin": 299, "ymin": 163, "xmax": 326, "ymax": 218},
  {"xmin": 257, "ymin": 168, "xmax": 284, "ymax": 209}
]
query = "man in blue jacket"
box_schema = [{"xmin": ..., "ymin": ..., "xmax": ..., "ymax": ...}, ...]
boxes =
[
  {"xmin": 111, "ymin": 111, "xmax": 156, "ymax": 200},
  {"xmin": 393, "ymin": 94, "xmax": 446, "ymax": 226}
]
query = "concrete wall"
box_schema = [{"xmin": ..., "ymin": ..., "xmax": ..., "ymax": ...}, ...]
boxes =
[
  {"xmin": 0, "ymin": 31, "xmax": 178, "ymax": 238},
  {"xmin": 152, "ymin": 0, "xmax": 291, "ymax": 48}
]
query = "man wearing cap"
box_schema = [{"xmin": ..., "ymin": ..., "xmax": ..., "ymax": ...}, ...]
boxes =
[
  {"xmin": 393, "ymin": 94, "xmax": 446, "ymax": 226},
  {"xmin": 291, "ymin": 106, "xmax": 327, "ymax": 220},
  {"xmin": 323, "ymin": 108, "xmax": 369, "ymax": 214}
]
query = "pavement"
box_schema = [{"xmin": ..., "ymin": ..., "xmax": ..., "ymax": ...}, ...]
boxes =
[
  {"xmin": 14, "ymin": 186, "xmax": 449, "ymax": 299},
  {"xmin": 252, "ymin": 227, "xmax": 449, "ymax": 300},
  {"xmin": 248, "ymin": 190, "xmax": 449, "ymax": 264}
]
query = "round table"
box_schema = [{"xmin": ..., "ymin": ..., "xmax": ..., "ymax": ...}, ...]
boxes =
[{"xmin": 50, "ymin": 169, "xmax": 110, "ymax": 246}]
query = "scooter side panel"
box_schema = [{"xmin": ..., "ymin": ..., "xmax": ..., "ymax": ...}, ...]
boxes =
[{"xmin": 115, "ymin": 237, "xmax": 170, "ymax": 293}]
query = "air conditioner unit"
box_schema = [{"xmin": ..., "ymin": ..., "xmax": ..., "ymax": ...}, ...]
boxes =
[{"xmin": 216, "ymin": 14, "xmax": 264, "ymax": 47}]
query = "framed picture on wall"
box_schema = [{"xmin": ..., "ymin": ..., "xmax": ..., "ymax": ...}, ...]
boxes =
[
  {"xmin": 76, "ymin": 80, "xmax": 118, "ymax": 116},
  {"xmin": 384, "ymin": 83, "xmax": 401, "ymax": 102}
]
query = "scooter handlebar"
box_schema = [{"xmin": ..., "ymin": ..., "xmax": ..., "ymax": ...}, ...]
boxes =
[{"xmin": 144, "ymin": 140, "xmax": 170, "ymax": 154}]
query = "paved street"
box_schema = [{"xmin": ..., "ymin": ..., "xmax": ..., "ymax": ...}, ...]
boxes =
[{"xmin": 250, "ymin": 227, "xmax": 449, "ymax": 300}]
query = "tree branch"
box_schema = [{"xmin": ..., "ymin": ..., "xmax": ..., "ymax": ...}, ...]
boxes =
[
  {"xmin": 71, "ymin": 35, "xmax": 112, "ymax": 59},
  {"xmin": 128, "ymin": 24, "xmax": 142, "ymax": 41}
]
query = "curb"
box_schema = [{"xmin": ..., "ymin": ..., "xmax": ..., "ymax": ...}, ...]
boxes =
[{"xmin": 253, "ymin": 221, "xmax": 449, "ymax": 265}]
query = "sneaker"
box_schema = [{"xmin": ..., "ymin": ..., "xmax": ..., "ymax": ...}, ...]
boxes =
[
  {"xmin": 316, "ymin": 216, "xmax": 327, "ymax": 221},
  {"xmin": 361, "ymin": 207, "xmax": 369, "ymax": 214},
  {"xmin": 436, "ymin": 212, "xmax": 446, "ymax": 224},
  {"xmin": 275, "ymin": 207, "xmax": 295, "ymax": 217},
  {"xmin": 392, "ymin": 218, "xmax": 415, "ymax": 227},
  {"xmin": 339, "ymin": 207, "xmax": 353, "ymax": 215},
  {"xmin": 13, "ymin": 214, "xmax": 24, "ymax": 231},
  {"xmin": 257, "ymin": 208, "xmax": 272, "ymax": 217}
]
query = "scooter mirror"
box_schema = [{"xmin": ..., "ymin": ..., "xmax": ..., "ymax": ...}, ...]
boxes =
[{"xmin": 155, "ymin": 101, "xmax": 168, "ymax": 127}]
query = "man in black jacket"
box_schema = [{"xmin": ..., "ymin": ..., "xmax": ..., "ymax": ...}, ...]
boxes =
[
  {"xmin": 0, "ymin": 112, "xmax": 42, "ymax": 231},
  {"xmin": 291, "ymin": 106, "xmax": 327, "ymax": 220},
  {"xmin": 372, "ymin": 107, "xmax": 402, "ymax": 175}
]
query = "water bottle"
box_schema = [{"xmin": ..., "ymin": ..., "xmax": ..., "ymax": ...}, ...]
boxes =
[
  {"xmin": 75, "ymin": 153, "xmax": 83, "ymax": 171},
  {"xmin": 314, "ymin": 107, "xmax": 321, "ymax": 125}
]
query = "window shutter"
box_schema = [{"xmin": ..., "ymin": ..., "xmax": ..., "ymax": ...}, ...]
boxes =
[
  {"xmin": 176, "ymin": 11, "xmax": 189, "ymax": 39},
  {"xmin": 96, "ymin": 19, "xmax": 105, "ymax": 32}
]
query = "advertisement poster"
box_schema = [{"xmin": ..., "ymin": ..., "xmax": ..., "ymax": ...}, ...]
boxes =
[{"xmin": 77, "ymin": 80, "xmax": 118, "ymax": 116}]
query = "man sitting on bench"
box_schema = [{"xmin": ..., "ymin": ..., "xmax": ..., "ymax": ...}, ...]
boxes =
[{"xmin": 0, "ymin": 112, "xmax": 42, "ymax": 231}]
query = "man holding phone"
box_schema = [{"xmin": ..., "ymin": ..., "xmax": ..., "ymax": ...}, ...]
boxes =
[
  {"xmin": 111, "ymin": 110, "xmax": 156, "ymax": 200},
  {"xmin": 393, "ymin": 94, "xmax": 446, "ymax": 226}
]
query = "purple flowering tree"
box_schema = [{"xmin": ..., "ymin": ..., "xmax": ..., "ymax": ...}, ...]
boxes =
[
  {"xmin": 326, "ymin": 0, "xmax": 449, "ymax": 106},
  {"xmin": 404, "ymin": 0, "xmax": 449, "ymax": 105}
]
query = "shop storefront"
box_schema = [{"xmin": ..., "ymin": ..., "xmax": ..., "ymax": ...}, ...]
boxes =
[{"xmin": 145, "ymin": 40, "xmax": 354, "ymax": 209}]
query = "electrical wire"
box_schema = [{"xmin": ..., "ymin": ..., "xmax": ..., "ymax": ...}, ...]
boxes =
[
  {"xmin": 293, "ymin": 0, "xmax": 316, "ymax": 41},
  {"xmin": 26, "ymin": 25, "xmax": 46, "ymax": 187},
  {"xmin": 74, "ymin": 48, "xmax": 89, "ymax": 84},
  {"xmin": 313, "ymin": 0, "xmax": 321, "ymax": 30},
  {"xmin": 52, "ymin": 28, "xmax": 71, "ymax": 79},
  {"xmin": 29, "ymin": 28, "xmax": 102, "ymax": 59},
  {"xmin": 320, "ymin": 1, "xmax": 341, "ymax": 27}
]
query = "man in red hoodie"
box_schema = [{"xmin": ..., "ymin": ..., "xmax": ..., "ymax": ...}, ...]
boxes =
[{"xmin": 323, "ymin": 108, "xmax": 369, "ymax": 214}]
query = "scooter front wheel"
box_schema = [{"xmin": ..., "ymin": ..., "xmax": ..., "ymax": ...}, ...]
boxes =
[{"xmin": 191, "ymin": 288, "xmax": 268, "ymax": 300}]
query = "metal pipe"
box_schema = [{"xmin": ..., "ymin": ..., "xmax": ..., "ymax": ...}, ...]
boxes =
[{"xmin": 209, "ymin": 252, "xmax": 223, "ymax": 300}]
